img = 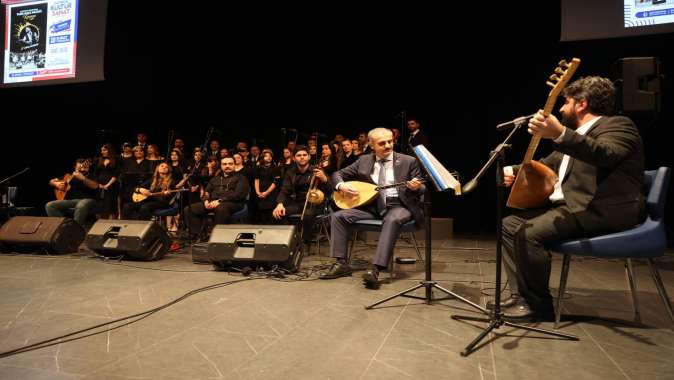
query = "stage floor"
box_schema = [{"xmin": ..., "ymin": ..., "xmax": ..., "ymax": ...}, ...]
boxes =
[{"xmin": 0, "ymin": 236, "xmax": 672, "ymax": 379}]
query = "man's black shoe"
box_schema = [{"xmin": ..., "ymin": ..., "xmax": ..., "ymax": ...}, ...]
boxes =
[
  {"xmin": 362, "ymin": 267, "xmax": 380, "ymax": 289},
  {"xmin": 486, "ymin": 294, "xmax": 521, "ymax": 310},
  {"xmin": 501, "ymin": 298, "xmax": 555, "ymax": 322},
  {"xmin": 319, "ymin": 261, "xmax": 352, "ymax": 279}
]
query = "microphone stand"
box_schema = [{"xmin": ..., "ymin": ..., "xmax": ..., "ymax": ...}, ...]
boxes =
[
  {"xmin": 0, "ymin": 168, "xmax": 30, "ymax": 186},
  {"xmin": 365, "ymin": 145, "xmax": 483, "ymax": 311},
  {"xmin": 0, "ymin": 168, "xmax": 29, "ymax": 207},
  {"xmin": 165, "ymin": 129, "xmax": 175, "ymax": 160},
  {"xmin": 184, "ymin": 127, "xmax": 214, "ymax": 243},
  {"xmin": 395, "ymin": 109, "xmax": 406, "ymax": 153},
  {"xmin": 451, "ymin": 118, "xmax": 577, "ymax": 357}
]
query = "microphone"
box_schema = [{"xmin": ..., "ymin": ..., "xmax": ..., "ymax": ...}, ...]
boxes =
[
  {"xmin": 496, "ymin": 113, "xmax": 536, "ymax": 131},
  {"xmin": 461, "ymin": 179, "xmax": 478, "ymax": 195}
]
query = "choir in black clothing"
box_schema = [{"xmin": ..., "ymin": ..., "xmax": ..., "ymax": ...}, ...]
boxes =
[{"xmin": 43, "ymin": 126, "xmax": 425, "ymax": 243}]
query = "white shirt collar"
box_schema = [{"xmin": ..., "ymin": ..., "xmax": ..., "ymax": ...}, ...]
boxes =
[
  {"xmin": 376, "ymin": 152, "xmax": 394, "ymax": 162},
  {"xmin": 576, "ymin": 116, "xmax": 600, "ymax": 136}
]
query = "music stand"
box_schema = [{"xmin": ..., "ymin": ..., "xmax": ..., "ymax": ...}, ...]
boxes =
[
  {"xmin": 451, "ymin": 118, "xmax": 577, "ymax": 356},
  {"xmin": 365, "ymin": 145, "xmax": 484, "ymax": 311}
]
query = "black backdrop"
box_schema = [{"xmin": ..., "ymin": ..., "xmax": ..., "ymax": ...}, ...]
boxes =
[{"xmin": 0, "ymin": 2, "xmax": 672, "ymax": 235}]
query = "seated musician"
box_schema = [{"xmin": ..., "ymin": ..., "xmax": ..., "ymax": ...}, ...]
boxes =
[
  {"xmin": 122, "ymin": 162, "xmax": 176, "ymax": 220},
  {"xmin": 184, "ymin": 157, "xmax": 249, "ymax": 238},
  {"xmin": 319, "ymin": 128, "xmax": 424, "ymax": 289},
  {"xmin": 46, "ymin": 158, "xmax": 100, "ymax": 226},
  {"xmin": 272, "ymin": 145, "xmax": 331, "ymax": 240},
  {"xmin": 496, "ymin": 76, "xmax": 645, "ymax": 321}
]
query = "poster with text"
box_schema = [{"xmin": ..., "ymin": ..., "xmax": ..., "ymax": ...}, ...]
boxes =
[
  {"xmin": 625, "ymin": 0, "xmax": 674, "ymax": 28},
  {"xmin": 3, "ymin": 0, "xmax": 78, "ymax": 84}
]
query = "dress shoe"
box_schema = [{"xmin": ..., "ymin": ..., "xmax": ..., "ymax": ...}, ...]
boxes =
[
  {"xmin": 486, "ymin": 294, "xmax": 521, "ymax": 310},
  {"xmin": 362, "ymin": 267, "xmax": 380, "ymax": 289},
  {"xmin": 319, "ymin": 261, "xmax": 352, "ymax": 279},
  {"xmin": 501, "ymin": 298, "xmax": 554, "ymax": 322}
]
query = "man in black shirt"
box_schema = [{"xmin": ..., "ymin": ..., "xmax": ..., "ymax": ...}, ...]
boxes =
[
  {"xmin": 272, "ymin": 145, "xmax": 331, "ymax": 239},
  {"xmin": 340, "ymin": 139, "xmax": 358, "ymax": 169},
  {"xmin": 184, "ymin": 157, "xmax": 249, "ymax": 237},
  {"xmin": 46, "ymin": 159, "xmax": 100, "ymax": 226},
  {"xmin": 404, "ymin": 117, "xmax": 429, "ymax": 154}
]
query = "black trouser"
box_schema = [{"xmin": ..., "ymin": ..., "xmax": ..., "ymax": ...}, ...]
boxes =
[
  {"xmin": 122, "ymin": 199, "xmax": 170, "ymax": 220},
  {"xmin": 184, "ymin": 201, "xmax": 244, "ymax": 236},
  {"xmin": 501, "ymin": 203, "xmax": 641, "ymax": 309},
  {"xmin": 282, "ymin": 201, "xmax": 322, "ymax": 240}
]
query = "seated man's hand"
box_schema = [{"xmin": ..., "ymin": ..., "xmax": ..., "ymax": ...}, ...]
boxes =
[
  {"xmin": 139, "ymin": 188, "xmax": 151, "ymax": 196},
  {"xmin": 406, "ymin": 178, "xmax": 422, "ymax": 191},
  {"xmin": 528, "ymin": 110, "xmax": 564, "ymax": 140},
  {"xmin": 314, "ymin": 168, "xmax": 327, "ymax": 183},
  {"xmin": 205, "ymin": 200, "xmax": 219, "ymax": 210},
  {"xmin": 272, "ymin": 203, "xmax": 285, "ymax": 219},
  {"xmin": 503, "ymin": 166, "xmax": 515, "ymax": 188}
]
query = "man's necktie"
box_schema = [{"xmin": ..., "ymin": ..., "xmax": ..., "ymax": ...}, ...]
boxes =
[{"xmin": 377, "ymin": 158, "xmax": 390, "ymax": 215}]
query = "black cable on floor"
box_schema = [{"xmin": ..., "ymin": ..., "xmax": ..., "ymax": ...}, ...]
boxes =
[{"xmin": 0, "ymin": 277, "xmax": 257, "ymax": 359}]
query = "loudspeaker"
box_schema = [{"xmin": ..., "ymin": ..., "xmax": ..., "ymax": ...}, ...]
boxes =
[
  {"xmin": 190, "ymin": 242, "xmax": 209, "ymax": 264},
  {"xmin": 207, "ymin": 224, "xmax": 301, "ymax": 272},
  {"xmin": 0, "ymin": 216, "xmax": 85, "ymax": 254},
  {"xmin": 613, "ymin": 57, "xmax": 662, "ymax": 114},
  {"xmin": 84, "ymin": 220, "xmax": 170, "ymax": 261}
]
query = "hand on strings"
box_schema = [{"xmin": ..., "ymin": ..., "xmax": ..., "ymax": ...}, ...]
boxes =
[
  {"xmin": 339, "ymin": 183, "xmax": 358, "ymax": 197},
  {"xmin": 406, "ymin": 178, "xmax": 422, "ymax": 191}
]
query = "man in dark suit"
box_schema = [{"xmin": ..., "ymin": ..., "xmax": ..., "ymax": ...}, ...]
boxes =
[
  {"xmin": 320, "ymin": 128, "xmax": 425, "ymax": 288},
  {"xmin": 496, "ymin": 76, "xmax": 645, "ymax": 320},
  {"xmin": 405, "ymin": 117, "xmax": 429, "ymax": 154}
]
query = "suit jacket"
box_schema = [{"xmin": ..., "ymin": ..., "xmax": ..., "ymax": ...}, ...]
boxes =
[
  {"xmin": 405, "ymin": 130, "xmax": 429, "ymax": 155},
  {"xmin": 332, "ymin": 152, "xmax": 426, "ymax": 226},
  {"xmin": 514, "ymin": 115, "xmax": 644, "ymax": 228}
]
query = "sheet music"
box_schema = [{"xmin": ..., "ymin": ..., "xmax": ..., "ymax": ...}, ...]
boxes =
[{"xmin": 413, "ymin": 145, "xmax": 460, "ymax": 193}]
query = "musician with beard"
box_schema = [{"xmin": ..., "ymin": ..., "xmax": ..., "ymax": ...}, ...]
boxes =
[
  {"xmin": 272, "ymin": 145, "xmax": 331, "ymax": 240},
  {"xmin": 495, "ymin": 76, "xmax": 645, "ymax": 321},
  {"xmin": 184, "ymin": 157, "xmax": 249, "ymax": 238},
  {"xmin": 46, "ymin": 159, "xmax": 100, "ymax": 226}
]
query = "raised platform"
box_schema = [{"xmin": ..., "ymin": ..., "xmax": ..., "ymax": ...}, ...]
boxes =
[{"xmin": 0, "ymin": 236, "xmax": 672, "ymax": 379}]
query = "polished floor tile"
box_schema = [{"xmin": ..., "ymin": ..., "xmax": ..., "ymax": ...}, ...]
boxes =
[{"xmin": 0, "ymin": 236, "xmax": 672, "ymax": 379}]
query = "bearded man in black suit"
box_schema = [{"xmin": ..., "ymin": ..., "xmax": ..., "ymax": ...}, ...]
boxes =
[{"xmin": 495, "ymin": 76, "xmax": 645, "ymax": 321}]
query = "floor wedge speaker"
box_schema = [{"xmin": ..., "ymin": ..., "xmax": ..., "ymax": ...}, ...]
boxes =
[
  {"xmin": 84, "ymin": 220, "xmax": 170, "ymax": 261},
  {"xmin": 0, "ymin": 216, "xmax": 85, "ymax": 254},
  {"xmin": 208, "ymin": 224, "xmax": 302, "ymax": 272}
]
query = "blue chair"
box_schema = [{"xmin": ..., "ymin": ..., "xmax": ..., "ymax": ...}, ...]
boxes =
[
  {"xmin": 231, "ymin": 203, "xmax": 248, "ymax": 223},
  {"xmin": 549, "ymin": 167, "xmax": 674, "ymax": 329},
  {"xmin": 347, "ymin": 219, "xmax": 423, "ymax": 278},
  {"xmin": 153, "ymin": 202, "xmax": 181, "ymax": 231}
]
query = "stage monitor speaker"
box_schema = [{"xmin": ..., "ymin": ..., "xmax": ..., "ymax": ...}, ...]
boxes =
[
  {"xmin": 207, "ymin": 224, "xmax": 301, "ymax": 272},
  {"xmin": 84, "ymin": 220, "xmax": 170, "ymax": 261},
  {"xmin": 613, "ymin": 57, "xmax": 662, "ymax": 114},
  {"xmin": 0, "ymin": 216, "xmax": 85, "ymax": 254}
]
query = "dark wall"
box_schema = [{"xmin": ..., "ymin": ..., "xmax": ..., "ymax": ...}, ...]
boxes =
[{"xmin": 1, "ymin": 2, "xmax": 672, "ymax": 235}]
